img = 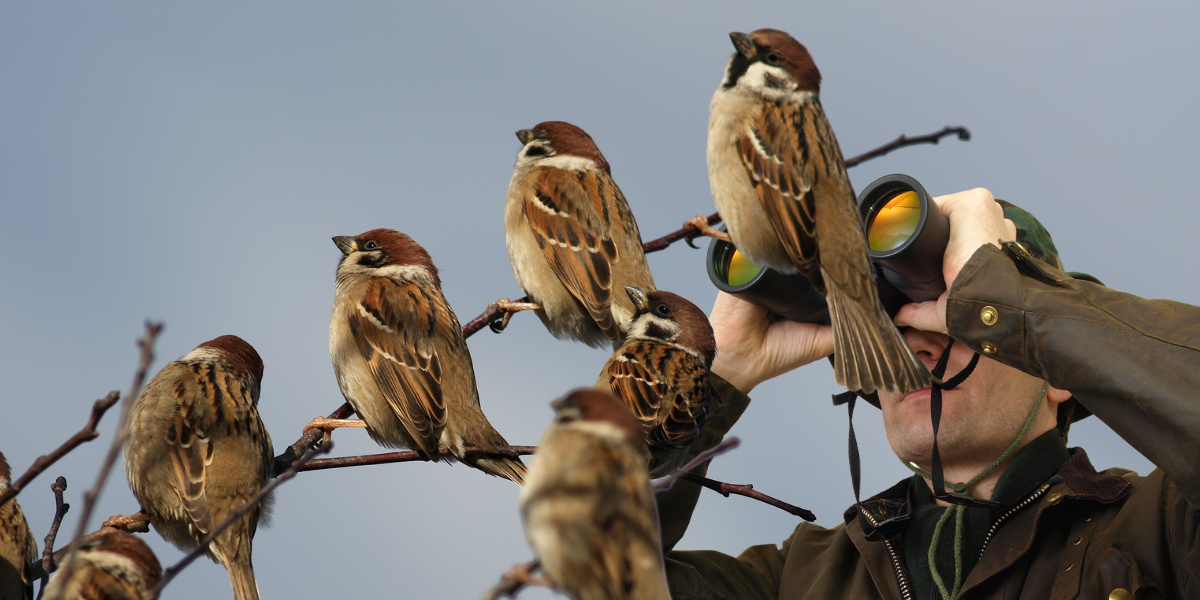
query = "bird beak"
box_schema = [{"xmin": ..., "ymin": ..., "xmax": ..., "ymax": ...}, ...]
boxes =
[
  {"xmin": 515, "ymin": 129, "xmax": 536, "ymax": 145},
  {"xmin": 625, "ymin": 286, "xmax": 650, "ymax": 312},
  {"xmin": 729, "ymin": 32, "xmax": 757, "ymax": 60},
  {"xmin": 332, "ymin": 236, "xmax": 357, "ymax": 255}
]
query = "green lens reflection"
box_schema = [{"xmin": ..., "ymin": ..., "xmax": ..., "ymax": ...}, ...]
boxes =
[
  {"xmin": 868, "ymin": 190, "xmax": 921, "ymax": 252},
  {"xmin": 725, "ymin": 249, "xmax": 764, "ymax": 287}
]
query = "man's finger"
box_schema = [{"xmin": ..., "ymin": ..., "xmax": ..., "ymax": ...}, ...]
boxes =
[{"xmin": 894, "ymin": 298, "xmax": 948, "ymax": 335}]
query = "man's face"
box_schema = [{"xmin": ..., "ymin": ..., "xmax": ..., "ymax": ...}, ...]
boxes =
[{"xmin": 878, "ymin": 329, "xmax": 1058, "ymax": 470}]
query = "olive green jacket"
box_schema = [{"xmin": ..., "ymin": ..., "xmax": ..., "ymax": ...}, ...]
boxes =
[{"xmin": 659, "ymin": 242, "xmax": 1200, "ymax": 599}]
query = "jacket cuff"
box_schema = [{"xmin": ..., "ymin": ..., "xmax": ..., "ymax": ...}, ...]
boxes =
[{"xmin": 946, "ymin": 241, "xmax": 1074, "ymax": 377}]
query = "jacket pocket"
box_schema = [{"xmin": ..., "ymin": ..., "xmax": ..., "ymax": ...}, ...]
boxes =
[{"xmin": 1077, "ymin": 542, "xmax": 1161, "ymax": 599}]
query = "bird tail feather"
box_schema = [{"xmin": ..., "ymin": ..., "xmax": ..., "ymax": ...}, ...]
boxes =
[{"xmin": 825, "ymin": 278, "xmax": 930, "ymax": 395}]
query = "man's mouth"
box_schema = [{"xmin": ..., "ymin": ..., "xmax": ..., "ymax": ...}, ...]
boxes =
[{"xmin": 901, "ymin": 387, "xmax": 933, "ymax": 402}]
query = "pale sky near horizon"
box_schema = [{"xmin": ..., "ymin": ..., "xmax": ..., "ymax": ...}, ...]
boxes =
[{"xmin": 2, "ymin": 3, "xmax": 1197, "ymax": 599}]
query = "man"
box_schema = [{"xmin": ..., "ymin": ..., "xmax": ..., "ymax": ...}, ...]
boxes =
[{"xmin": 658, "ymin": 189, "xmax": 1200, "ymax": 599}]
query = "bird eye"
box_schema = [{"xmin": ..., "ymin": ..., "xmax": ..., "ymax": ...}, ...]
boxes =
[
  {"xmin": 363, "ymin": 240, "xmax": 379, "ymax": 250},
  {"xmin": 655, "ymin": 303, "xmax": 671, "ymax": 317},
  {"xmin": 766, "ymin": 52, "xmax": 782, "ymax": 65}
]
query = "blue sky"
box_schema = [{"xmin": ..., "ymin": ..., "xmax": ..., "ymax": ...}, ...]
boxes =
[{"xmin": 1, "ymin": 3, "xmax": 1196, "ymax": 598}]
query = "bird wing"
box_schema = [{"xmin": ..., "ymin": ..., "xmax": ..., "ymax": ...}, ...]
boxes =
[
  {"xmin": 349, "ymin": 277, "xmax": 450, "ymax": 457},
  {"xmin": 605, "ymin": 341, "xmax": 708, "ymax": 450},
  {"xmin": 521, "ymin": 167, "xmax": 623, "ymax": 341},
  {"xmin": 737, "ymin": 98, "xmax": 857, "ymax": 286},
  {"xmin": 167, "ymin": 364, "xmax": 220, "ymax": 537}
]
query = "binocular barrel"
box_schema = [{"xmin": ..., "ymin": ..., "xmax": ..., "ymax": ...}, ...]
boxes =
[{"xmin": 706, "ymin": 174, "xmax": 949, "ymax": 323}]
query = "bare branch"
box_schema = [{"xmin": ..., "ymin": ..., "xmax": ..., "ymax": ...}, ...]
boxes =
[
  {"xmin": 66, "ymin": 322, "xmax": 163, "ymax": 548},
  {"xmin": 148, "ymin": 442, "xmax": 333, "ymax": 600},
  {"xmin": 0, "ymin": 393, "xmax": 120, "ymax": 509},
  {"xmin": 843, "ymin": 126, "xmax": 971, "ymax": 168},
  {"xmin": 677, "ymin": 472, "xmax": 815, "ymax": 521},
  {"xmin": 297, "ymin": 445, "xmax": 536, "ymax": 472},
  {"xmin": 37, "ymin": 477, "xmax": 70, "ymax": 598},
  {"xmin": 653, "ymin": 438, "xmax": 740, "ymax": 492},
  {"xmin": 480, "ymin": 560, "xmax": 547, "ymax": 600}
]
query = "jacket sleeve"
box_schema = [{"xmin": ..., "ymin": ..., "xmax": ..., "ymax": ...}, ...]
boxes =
[
  {"xmin": 946, "ymin": 241, "xmax": 1200, "ymax": 507},
  {"xmin": 655, "ymin": 373, "xmax": 787, "ymax": 598}
]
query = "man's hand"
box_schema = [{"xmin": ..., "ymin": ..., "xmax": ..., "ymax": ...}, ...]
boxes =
[
  {"xmin": 708, "ymin": 291, "xmax": 834, "ymax": 394},
  {"xmin": 895, "ymin": 188, "xmax": 1017, "ymax": 334}
]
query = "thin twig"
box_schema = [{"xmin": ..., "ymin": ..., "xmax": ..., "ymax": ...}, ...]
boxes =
[
  {"xmin": 653, "ymin": 438, "xmax": 740, "ymax": 492},
  {"xmin": 842, "ymin": 126, "xmax": 971, "ymax": 168},
  {"xmin": 37, "ymin": 477, "xmax": 70, "ymax": 598},
  {"xmin": 0, "ymin": 393, "xmax": 120, "ymax": 509},
  {"xmin": 147, "ymin": 442, "xmax": 332, "ymax": 600},
  {"xmin": 677, "ymin": 472, "xmax": 816, "ymax": 521},
  {"xmin": 298, "ymin": 445, "xmax": 535, "ymax": 472},
  {"xmin": 480, "ymin": 560, "xmax": 545, "ymax": 600},
  {"xmin": 66, "ymin": 322, "xmax": 162, "ymax": 548},
  {"xmin": 272, "ymin": 402, "xmax": 354, "ymax": 476}
]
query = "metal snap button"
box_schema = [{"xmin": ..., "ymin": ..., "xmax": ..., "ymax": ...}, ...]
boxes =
[
  {"xmin": 980, "ymin": 342, "xmax": 998, "ymax": 355},
  {"xmin": 980, "ymin": 306, "xmax": 999, "ymax": 326},
  {"xmin": 1109, "ymin": 589, "xmax": 1133, "ymax": 600}
]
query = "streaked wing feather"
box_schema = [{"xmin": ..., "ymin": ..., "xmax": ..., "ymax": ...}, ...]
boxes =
[
  {"xmin": 523, "ymin": 168, "xmax": 622, "ymax": 340},
  {"xmin": 352, "ymin": 278, "xmax": 450, "ymax": 456}
]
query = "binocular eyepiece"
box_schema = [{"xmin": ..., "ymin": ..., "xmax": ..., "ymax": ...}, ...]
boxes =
[{"xmin": 706, "ymin": 174, "xmax": 949, "ymax": 323}]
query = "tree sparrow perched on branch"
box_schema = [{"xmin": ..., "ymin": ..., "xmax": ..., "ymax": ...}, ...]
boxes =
[
  {"xmin": 0, "ymin": 452, "xmax": 37, "ymax": 600},
  {"xmin": 706, "ymin": 29, "xmax": 928, "ymax": 394},
  {"xmin": 596, "ymin": 288, "xmax": 715, "ymax": 478},
  {"xmin": 503, "ymin": 121, "xmax": 656, "ymax": 348},
  {"xmin": 123, "ymin": 335, "xmax": 273, "ymax": 600},
  {"xmin": 521, "ymin": 390, "xmax": 670, "ymax": 600},
  {"xmin": 42, "ymin": 531, "xmax": 161, "ymax": 600},
  {"xmin": 310, "ymin": 229, "xmax": 527, "ymax": 484}
]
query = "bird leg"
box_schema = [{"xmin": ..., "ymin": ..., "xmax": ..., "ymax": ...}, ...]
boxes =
[
  {"xmin": 481, "ymin": 560, "xmax": 552, "ymax": 600},
  {"xmin": 303, "ymin": 417, "xmax": 367, "ymax": 435},
  {"xmin": 101, "ymin": 511, "xmax": 152, "ymax": 532},
  {"xmin": 486, "ymin": 298, "xmax": 542, "ymax": 333},
  {"xmin": 684, "ymin": 214, "xmax": 731, "ymax": 245}
]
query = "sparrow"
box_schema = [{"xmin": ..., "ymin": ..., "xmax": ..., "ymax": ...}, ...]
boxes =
[
  {"xmin": 0, "ymin": 452, "xmax": 37, "ymax": 600},
  {"xmin": 706, "ymin": 29, "xmax": 928, "ymax": 395},
  {"xmin": 42, "ymin": 531, "xmax": 162, "ymax": 600},
  {"xmin": 596, "ymin": 288, "xmax": 715, "ymax": 478},
  {"xmin": 504, "ymin": 121, "xmax": 656, "ymax": 348},
  {"xmin": 312, "ymin": 229, "xmax": 527, "ymax": 484},
  {"xmin": 520, "ymin": 390, "xmax": 670, "ymax": 600},
  {"xmin": 123, "ymin": 335, "xmax": 273, "ymax": 600}
]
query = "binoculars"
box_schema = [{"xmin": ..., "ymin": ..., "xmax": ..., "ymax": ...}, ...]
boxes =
[{"xmin": 706, "ymin": 174, "xmax": 948, "ymax": 324}]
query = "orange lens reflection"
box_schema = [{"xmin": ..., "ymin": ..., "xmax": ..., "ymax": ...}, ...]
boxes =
[
  {"xmin": 725, "ymin": 249, "xmax": 764, "ymax": 286},
  {"xmin": 868, "ymin": 191, "xmax": 921, "ymax": 252}
]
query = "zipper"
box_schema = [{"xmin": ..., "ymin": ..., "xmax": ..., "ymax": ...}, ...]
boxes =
[
  {"xmin": 978, "ymin": 483, "xmax": 1052, "ymax": 559},
  {"xmin": 859, "ymin": 506, "xmax": 913, "ymax": 600}
]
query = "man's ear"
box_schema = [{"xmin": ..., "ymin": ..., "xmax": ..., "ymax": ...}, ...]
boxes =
[{"xmin": 1046, "ymin": 384, "xmax": 1072, "ymax": 405}]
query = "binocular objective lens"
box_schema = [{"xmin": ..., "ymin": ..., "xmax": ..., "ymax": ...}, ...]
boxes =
[
  {"xmin": 725, "ymin": 249, "xmax": 764, "ymax": 287},
  {"xmin": 868, "ymin": 190, "xmax": 922, "ymax": 252}
]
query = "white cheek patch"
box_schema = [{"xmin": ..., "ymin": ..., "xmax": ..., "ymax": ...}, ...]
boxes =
[
  {"xmin": 373, "ymin": 264, "xmax": 432, "ymax": 282},
  {"xmin": 517, "ymin": 152, "xmax": 598, "ymax": 173},
  {"xmin": 567, "ymin": 419, "xmax": 630, "ymax": 444},
  {"xmin": 180, "ymin": 347, "xmax": 225, "ymax": 363},
  {"xmin": 737, "ymin": 63, "xmax": 816, "ymax": 104},
  {"xmin": 626, "ymin": 314, "xmax": 681, "ymax": 341}
]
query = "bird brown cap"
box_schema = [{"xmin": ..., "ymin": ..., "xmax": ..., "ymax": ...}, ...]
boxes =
[
  {"xmin": 337, "ymin": 228, "xmax": 441, "ymax": 280},
  {"xmin": 198, "ymin": 335, "xmax": 264, "ymax": 383},
  {"xmin": 627, "ymin": 288, "xmax": 717, "ymax": 366},
  {"xmin": 516, "ymin": 121, "xmax": 611, "ymax": 174},
  {"xmin": 729, "ymin": 29, "xmax": 821, "ymax": 92}
]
